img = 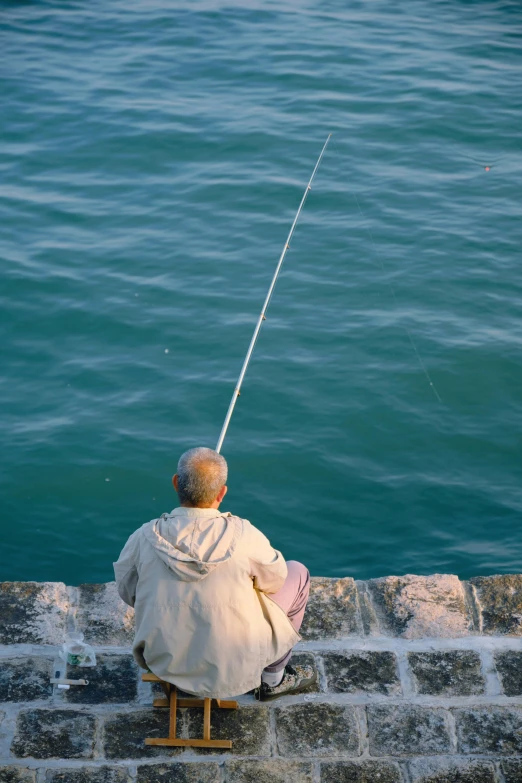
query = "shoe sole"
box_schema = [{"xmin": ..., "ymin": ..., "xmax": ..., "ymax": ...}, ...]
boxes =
[{"xmin": 257, "ymin": 670, "xmax": 318, "ymax": 702}]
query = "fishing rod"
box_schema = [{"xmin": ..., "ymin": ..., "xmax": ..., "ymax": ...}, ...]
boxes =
[{"xmin": 215, "ymin": 134, "xmax": 331, "ymax": 454}]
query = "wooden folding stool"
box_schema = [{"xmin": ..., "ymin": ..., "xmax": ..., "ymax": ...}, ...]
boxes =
[{"xmin": 142, "ymin": 672, "xmax": 238, "ymax": 749}]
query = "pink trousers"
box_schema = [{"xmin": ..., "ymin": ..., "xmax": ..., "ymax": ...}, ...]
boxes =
[{"xmin": 263, "ymin": 560, "xmax": 311, "ymax": 674}]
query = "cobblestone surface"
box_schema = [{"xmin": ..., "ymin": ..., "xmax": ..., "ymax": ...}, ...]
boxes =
[
  {"xmin": 407, "ymin": 758, "xmax": 497, "ymax": 783},
  {"xmin": 12, "ymin": 710, "xmax": 96, "ymax": 759},
  {"xmin": 225, "ymin": 759, "xmax": 313, "ymax": 783},
  {"xmin": 501, "ymin": 759, "xmax": 522, "ymax": 783},
  {"xmin": 275, "ymin": 703, "xmax": 361, "ymax": 757},
  {"xmin": 323, "ymin": 651, "xmax": 400, "ymax": 695},
  {"xmin": 495, "ymin": 650, "xmax": 522, "ymax": 696},
  {"xmin": 471, "ymin": 575, "xmax": 522, "ymax": 635},
  {"xmin": 367, "ymin": 705, "xmax": 451, "ymax": 756},
  {"xmin": 136, "ymin": 763, "xmax": 219, "ymax": 783},
  {"xmin": 186, "ymin": 705, "xmax": 271, "ymax": 756},
  {"xmin": 0, "ymin": 769, "xmax": 36, "ymax": 783},
  {"xmin": 408, "ymin": 651, "xmax": 485, "ymax": 696},
  {"xmin": 65, "ymin": 655, "xmax": 138, "ymax": 704},
  {"xmin": 103, "ymin": 709, "xmax": 183, "ymax": 759},
  {"xmin": 46, "ymin": 768, "xmax": 129, "ymax": 783},
  {"xmin": 76, "ymin": 583, "xmax": 134, "ymax": 646},
  {"xmin": 0, "ymin": 657, "xmax": 53, "ymax": 702},
  {"xmin": 320, "ymin": 761, "xmax": 402, "ymax": 782},
  {"xmin": 299, "ymin": 578, "xmax": 359, "ymax": 640},
  {"xmin": 455, "ymin": 707, "xmax": 522, "ymax": 755},
  {"xmin": 0, "ymin": 582, "xmax": 69, "ymax": 645},
  {"xmin": 2, "ymin": 576, "xmax": 522, "ymax": 779},
  {"xmin": 367, "ymin": 574, "xmax": 473, "ymax": 638}
]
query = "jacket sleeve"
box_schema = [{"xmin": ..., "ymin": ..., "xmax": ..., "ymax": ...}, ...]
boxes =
[
  {"xmin": 113, "ymin": 529, "xmax": 140, "ymax": 608},
  {"xmin": 244, "ymin": 520, "xmax": 288, "ymax": 594}
]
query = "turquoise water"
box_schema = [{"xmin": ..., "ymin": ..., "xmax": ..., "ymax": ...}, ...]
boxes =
[{"xmin": 1, "ymin": 0, "xmax": 521, "ymax": 585}]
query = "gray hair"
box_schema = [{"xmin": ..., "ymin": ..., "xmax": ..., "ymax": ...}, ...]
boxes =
[{"xmin": 177, "ymin": 447, "xmax": 228, "ymax": 507}]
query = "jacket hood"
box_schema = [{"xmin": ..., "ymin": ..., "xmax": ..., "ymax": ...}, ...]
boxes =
[{"xmin": 142, "ymin": 507, "xmax": 242, "ymax": 582}]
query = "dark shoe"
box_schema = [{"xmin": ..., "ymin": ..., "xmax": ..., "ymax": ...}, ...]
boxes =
[{"xmin": 254, "ymin": 663, "xmax": 317, "ymax": 701}]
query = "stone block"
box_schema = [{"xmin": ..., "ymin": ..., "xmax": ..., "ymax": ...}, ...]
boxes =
[
  {"xmin": 275, "ymin": 703, "xmax": 360, "ymax": 757},
  {"xmin": 46, "ymin": 768, "xmax": 129, "ymax": 783},
  {"xmin": 0, "ymin": 582, "xmax": 69, "ymax": 645},
  {"xmin": 136, "ymin": 763, "xmax": 220, "ymax": 783},
  {"xmin": 323, "ymin": 651, "xmax": 400, "ymax": 695},
  {"xmin": 471, "ymin": 575, "xmax": 522, "ymax": 635},
  {"xmin": 367, "ymin": 705, "xmax": 451, "ymax": 756},
  {"xmin": 502, "ymin": 759, "xmax": 522, "ymax": 783},
  {"xmin": 290, "ymin": 652, "xmax": 321, "ymax": 692},
  {"xmin": 0, "ymin": 657, "xmax": 53, "ymax": 702},
  {"xmin": 186, "ymin": 705, "xmax": 270, "ymax": 756},
  {"xmin": 320, "ymin": 760, "xmax": 402, "ymax": 783},
  {"xmin": 103, "ymin": 709, "xmax": 183, "ymax": 759},
  {"xmin": 65, "ymin": 654, "xmax": 138, "ymax": 704},
  {"xmin": 408, "ymin": 651, "xmax": 485, "ymax": 696},
  {"xmin": 495, "ymin": 651, "xmax": 522, "ymax": 696},
  {"xmin": 455, "ymin": 707, "xmax": 522, "ymax": 754},
  {"xmin": 367, "ymin": 574, "xmax": 472, "ymax": 638},
  {"xmin": 356, "ymin": 582, "xmax": 379, "ymax": 636},
  {"xmin": 225, "ymin": 759, "xmax": 313, "ymax": 783},
  {"xmin": 300, "ymin": 577, "xmax": 359, "ymax": 640},
  {"xmin": 0, "ymin": 769, "xmax": 36, "ymax": 783},
  {"xmin": 77, "ymin": 583, "xmax": 134, "ymax": 646},
  {"xmin": 12, "ymin": 709, "xmax": 96, "ymax": 759},
  {"xmin": 408, "ymin": 758, "xmax": 496, "ymax": 782}
]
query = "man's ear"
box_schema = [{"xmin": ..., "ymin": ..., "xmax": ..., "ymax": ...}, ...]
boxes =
[
  {"xmin": 173, "ymin": 474, "xmax": 179, "ymax": 491},
  {"xmin": 217, "ymin": 484, "xmax": 228, "ymax": 503}
]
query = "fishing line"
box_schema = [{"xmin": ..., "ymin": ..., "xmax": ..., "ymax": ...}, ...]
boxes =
[
  {"xmin": 353, "ymin": 192, "xmax": 443, "ymax": 403},
  {"xmin": 215, "ymin": 134, "xmax": 332, "ymax": 454}
]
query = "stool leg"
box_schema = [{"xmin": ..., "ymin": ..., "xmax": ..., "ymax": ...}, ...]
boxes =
[
  {"xmin": 169, "ymin": 686, "xmax": 177, "ymax": 739},
  {"xmin": 203, "ymin": 697, "xmax": 211, "ymax": 741}
]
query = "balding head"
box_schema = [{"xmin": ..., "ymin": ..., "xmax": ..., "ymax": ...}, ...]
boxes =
[{"xmin": 175, "ymin": 447, "xmax": 228, "ymax": 508}]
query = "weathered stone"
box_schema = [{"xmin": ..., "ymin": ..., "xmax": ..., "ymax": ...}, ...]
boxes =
[
  {"xmin": 148, "ymin": 682, "xmax": 195, "ymax": 703},
  {"xmin": 0, "ymin": 768, "xmax": 36, "ymax": 783},
  {"xmin": 320, "ymin": 760, "xmax": 402, "ymax": 783},
  {"xmin": 495, "ymin": 651, "xmax": 522, "ymax": 696},
  {"xmin": 300, "ymin": 577, "xmax": 359, "ymax": 640},
  {"xmin": 290, "ymin": 652, "xmax": 321, "ymax": 692},
  {"xmin": 186, "ymin": 705, "xmax": 270, "ymax": 756},
  {"xmin": 103, "ymin": 709, "xmax": 183, "ymax": 759},
  {"xmin": 77, "ymin": 583, "xmax": 134, "ymax": 646},
  {"xmin": 408, "ymin": 651, "xmax": 485, "ymax": 696},
  {"xmin": 0, "ymin": 657, "xmax": 53, "ymax": 702},
  {"xmin": 0, "ymin": 582, "xmax": 69, "ymax": 645},
  {"xmin": 408, "ymin": 758, "xmax": 496, "ymax": 782},
  {"xmin": 226, "ymin": 759, "xmax": 313, "ymax": 783},
  {"xmin": 367, "ymin": 705, "xmax": 451, "ymax": 756},
  {"xmin": 502, "ymin": 759, "xmax": 522, "ymax": 783},
  {"xmin": 367, "ymin": 574, "xmax": 472, "ymax": 638},
  {"xmin": 65, "ymin": 655, "xmax": 138, "ymax": 704},
  {"xmin": 356, "ymin": 582, "xmax": 379, "ymax": 636},
  {"xmin": 46, "ymin": 768, "xmax": 129, "ymax": 783},
  {"xmin": 12, "ymin": 709, "xmax": 96, "ymax": 759},
  {"xmin": 136, "ymin": 763, "xmax": 220, "ymax": 783},
  {"xmin": 323, "ymin": 651, "xmax": 400, "ymax": 695},
  {"xmin": 455, "ymin": 707, "xmax": 522, "ymax": 754},
  {"xmin": 471, "ymin": 575, "xmax": 522, "ymax": 635},
  {"xmin": 275, "ymin": 703, "xmax": 360, "ymax": 757}
]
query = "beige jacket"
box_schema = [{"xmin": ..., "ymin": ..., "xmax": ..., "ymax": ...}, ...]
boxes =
[{"xmin": 113, "ymin": 507, "xmax": 300, "ymax": 698}]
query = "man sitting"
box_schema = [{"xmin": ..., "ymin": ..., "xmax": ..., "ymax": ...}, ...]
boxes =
[{"xmin": 114, "ymin": 446, "xmax": 315, "ymax": 700}]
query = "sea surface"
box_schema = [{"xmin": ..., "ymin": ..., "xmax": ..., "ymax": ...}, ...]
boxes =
[{"xmin": 1, "ymin": 0, "xmax": 521, "ymax": 585}]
